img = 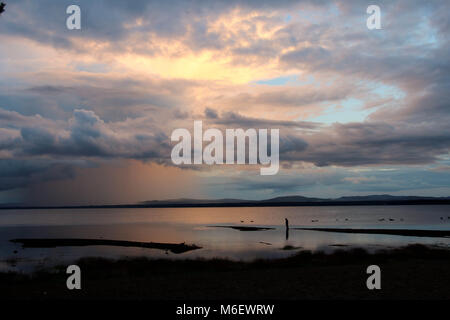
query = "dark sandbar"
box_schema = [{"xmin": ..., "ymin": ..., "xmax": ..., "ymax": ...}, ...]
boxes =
[
  {"xmin": 281, "ymin": 245, "xmax": 303, "ymax": 250},
  {"xmin": 210, "ymin": 225, "xmax": 275, "ymax": 231},
  {"xmin": 294, "ymin": 228, "xmax": 450, "ymax": 238},
  {"xmin": 10, "ymin": 238, "xmax": 201, "ymax": 254}
]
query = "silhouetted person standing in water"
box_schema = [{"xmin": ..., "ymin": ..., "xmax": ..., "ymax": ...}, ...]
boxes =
[{"xmin": 285, "ymin": 218, "xmax": 289, "ymax": 240}]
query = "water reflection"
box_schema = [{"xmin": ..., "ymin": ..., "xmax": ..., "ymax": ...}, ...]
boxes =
[{"xmin": 0, "ymin": 205, "xmax": 449, "ymax": 272}]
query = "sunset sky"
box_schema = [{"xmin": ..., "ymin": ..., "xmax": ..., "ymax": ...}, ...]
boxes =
[{"xmin": 0, "ymin": 0, "xmax": 449, "ymax": 205}]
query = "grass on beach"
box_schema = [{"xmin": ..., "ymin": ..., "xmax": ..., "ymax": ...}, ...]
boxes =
[{"xmin": 1, "ymin": 244, "xmax": 449, "ymax": 300}]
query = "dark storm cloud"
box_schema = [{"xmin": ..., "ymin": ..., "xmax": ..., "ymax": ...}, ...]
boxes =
[
  {"xmin": 0, "ymin": 158, "xmax": 82, "ymax": 191},
  {"xmin": 204, "ymin": 107, "xmax": 218, "ymax": 119},
  {"xmin": 209, "ymin": 111, "xmax": 320, "ymax": 129},
  {"xmin": 1, "ymin": 106, "xmax": 449, "ymax": 171},
  {"xmin": 0, "ymin": 0, "xmax": 310, "ymax": 54},
  {"xmin": 0, "ymin": 74, "xmax": 199, "ymax": 121},
  {"xmin": 222, "ymin": 85, "xmax": 353, "ymax": 109},
  {"xmin": 0, "ymin": 107, "xmax": 172, "ymax": 163},
  {"xmin": 15, "ymin": 109, "xmax": 172, "ymax": 160},
  {"xmin": 294, "ymin": 122, "xmax": 450, "ymax": 167},
  {"xmin": 0, "ymin": 128, "xmax": 21, "ymax": 152}
]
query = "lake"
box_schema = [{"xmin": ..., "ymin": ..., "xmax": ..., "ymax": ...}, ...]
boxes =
[{"xmin": 1, "ymin": 205, "xmax": 449, "ymax": 272}]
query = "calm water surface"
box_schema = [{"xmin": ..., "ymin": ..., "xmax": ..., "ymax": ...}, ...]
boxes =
[{"xmin": 1, "ymin": 205, "xmax": 449, "ymax": 272}]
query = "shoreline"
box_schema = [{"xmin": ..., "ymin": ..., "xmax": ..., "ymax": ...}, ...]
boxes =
[{"xmin": 1, "ymin": 199, "xmax": 450, "ymax": 210}]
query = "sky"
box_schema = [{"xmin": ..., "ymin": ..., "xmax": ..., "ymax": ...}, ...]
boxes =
[{"xmin": 0, "ymin": 0, "xmax": 449, "ymax": 205}]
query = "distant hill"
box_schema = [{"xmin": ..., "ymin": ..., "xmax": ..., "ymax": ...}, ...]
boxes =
[
  {"xmin": 334, "ymin": 194, "xmax": 440, "ymax": 202},
  {"xmin": 140, "ymin": 194, "xmax": 450, "ymax": 207},
  {"xmin": 260, "ymin": 195, "xmax": 325, "ymax": 203},
  {"xmin": 142, "ymin": 198, "xmax": 257, "ymax": 205},
  {"xmin": 2, "ymin": 194, "xmax": 449, "ymax": 210}
]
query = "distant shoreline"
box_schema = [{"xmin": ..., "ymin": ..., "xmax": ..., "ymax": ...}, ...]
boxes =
[{"xmin": 1, "ymin": 198, "xmax": 450, "ymax": 210}]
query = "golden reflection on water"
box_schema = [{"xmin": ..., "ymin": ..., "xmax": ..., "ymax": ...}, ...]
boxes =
[{"xmin": 0, "ymin": 205, "xmax": 449, "ymax": 272}]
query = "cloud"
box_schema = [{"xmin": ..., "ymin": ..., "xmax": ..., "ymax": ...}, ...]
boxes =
[
  {"xmin": 1, "ymin": 106, "xmax": 449, "ymax": 182},
  {"xmin": 280, "ymin": 47, "xmax": 331, "ymax": 67},
  {"xmin": 0, "ymin": 0, "xmax": 450, "ymax": 202},
  {"xmin": 0, "ymin": 158, "xmax": 81, "ymax": 191},
  {"xmin": 208, "ymin": 110, "xmax": 320, "ymax": 129},
  {"xmin": 295, "ymin": 121, "xmax": 450, "ymax": 167},
  {"xmin": 0, "ymin": 108, "xmax": 170, "ymax": 162},
  {"xmin": 204, "ymin": 107, "xmax": 218, "ymax": 119},
  {"xmin": 1, "ymin": 0, "xmax": 300, "ymax": 54}
]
